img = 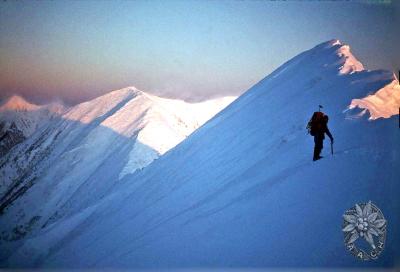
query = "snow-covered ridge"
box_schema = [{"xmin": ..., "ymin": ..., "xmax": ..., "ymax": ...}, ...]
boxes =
[
  {"xmin": 327, "ymin": 40, "xmax": 400, "ymax": 120},
  {"xmin": 62, "ymin": 86, "xmax": 235, "ymax": 134},
  {"xmin": 321, "ymin": 40, "xmax": 400, "ymax": 120},
  {"xmin": 141, "ymin": 91, "xmax": 237, "ymax": 130},
  {"xmin": 314, "ymin": 39, "xmax": 364, "ymax": 74},
  {"xmin": 300, "ymin": 39, "xmax": 398, "ymax": 120},
  {"xmin": 350, "ymin": 77, "xmax": 400, "ymax": 119},
  {"xmin": 60, "ymin": 86, "xmax": 235, "ymax": 155},
  {"xmin": 62, "ymin": 87, "xmax": 138, "ymax": 124}
]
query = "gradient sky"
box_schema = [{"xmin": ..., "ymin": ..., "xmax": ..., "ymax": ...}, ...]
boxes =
[{"xmin": 0, "ymin": 0, "xmax": 399, "ymax": 105}]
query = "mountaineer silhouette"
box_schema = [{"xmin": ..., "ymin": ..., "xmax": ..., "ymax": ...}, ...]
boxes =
[{"xmin": 307, "ymin": 106, "xmax": 334, "ymax": 161}]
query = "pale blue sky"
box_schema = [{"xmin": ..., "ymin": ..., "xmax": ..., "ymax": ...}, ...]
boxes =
[{"xmin": 0, "ymin": 0, "xmax": 398, "ymax": 104}]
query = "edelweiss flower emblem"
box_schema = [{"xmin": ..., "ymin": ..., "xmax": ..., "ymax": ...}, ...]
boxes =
[{"xmin": 342, "ymin": 201, "xmax": 387, "ymax": 261}]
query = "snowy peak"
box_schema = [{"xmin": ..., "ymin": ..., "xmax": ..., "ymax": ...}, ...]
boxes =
[
  {"xmin": 314, "ymin": 39, "xmax": 342, "ymax": 49},
  {"xmin": 335, "ymin": 44, "xmax": 364, "ymax": 74},
  {"xmin": 310, "ymin": 39, "xmax": 364, "ymax": 74},
  {"xmin": 0, "ymin": 94, "xmax": 67, "ymax": 115},
  {"xmin": 0, "ymin": 95, "xmax": 40, "ymax": 112},
  {"xmin": 0, "ymin": 95, "xmax": 67, "ymax": 156},
  {"xmin": 64, "ymin": 86, "xmax": 235, "ymax": 137},
  {"xmin": 62, "ymin": 87, "xmax": 139, "ymax": 124},
  {"xmin": 0, "ymin": 95, "xmax": 67, "ymax": 133},
  {"xmin": 63, "ymin": 86, "xmax": 236, "ymax": 177}
]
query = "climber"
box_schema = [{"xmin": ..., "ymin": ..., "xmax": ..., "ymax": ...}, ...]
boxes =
[{"xmin": 307, "ymin": 110, "xmax": 334, "ymax": 161}]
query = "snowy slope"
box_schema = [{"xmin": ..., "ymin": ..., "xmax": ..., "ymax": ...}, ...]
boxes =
[
  {"xmin": 0, "ymin": 95, "xmax": 66, "ymax": 157},
  {"xmin": 6, "ymin": 39, "xmax": 399, "ymax": 269},
  {"xmin": 0, "ymin": 88, "xmax": 234, "ymax": 251}
]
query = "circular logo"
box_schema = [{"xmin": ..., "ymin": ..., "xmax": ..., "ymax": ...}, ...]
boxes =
[{"xmin": 342, "ymin": 201, "xmax": 387, "ymax": 261}]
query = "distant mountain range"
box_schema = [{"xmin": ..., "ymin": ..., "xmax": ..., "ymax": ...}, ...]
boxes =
[{"xmin": 0, "ymin": 88, "xmax": 235, "ymax": 247}]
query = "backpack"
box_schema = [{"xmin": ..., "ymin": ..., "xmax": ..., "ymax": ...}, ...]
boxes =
[{"xmin": 307, "ymin": 111, "xmax": 325, "ymax": 136}]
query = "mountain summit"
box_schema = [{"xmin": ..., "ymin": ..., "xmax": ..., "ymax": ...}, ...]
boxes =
[
  {"xmin": 326, "ymin": 39, "xmax": 364, "ymax": 74},
  {"xmin": 0, "ymin": 96, "xmax": 66, "ymax": 157},
  {"xmin": 0, "ymin": 95, "xmax": 40, "ymax": 112}
]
